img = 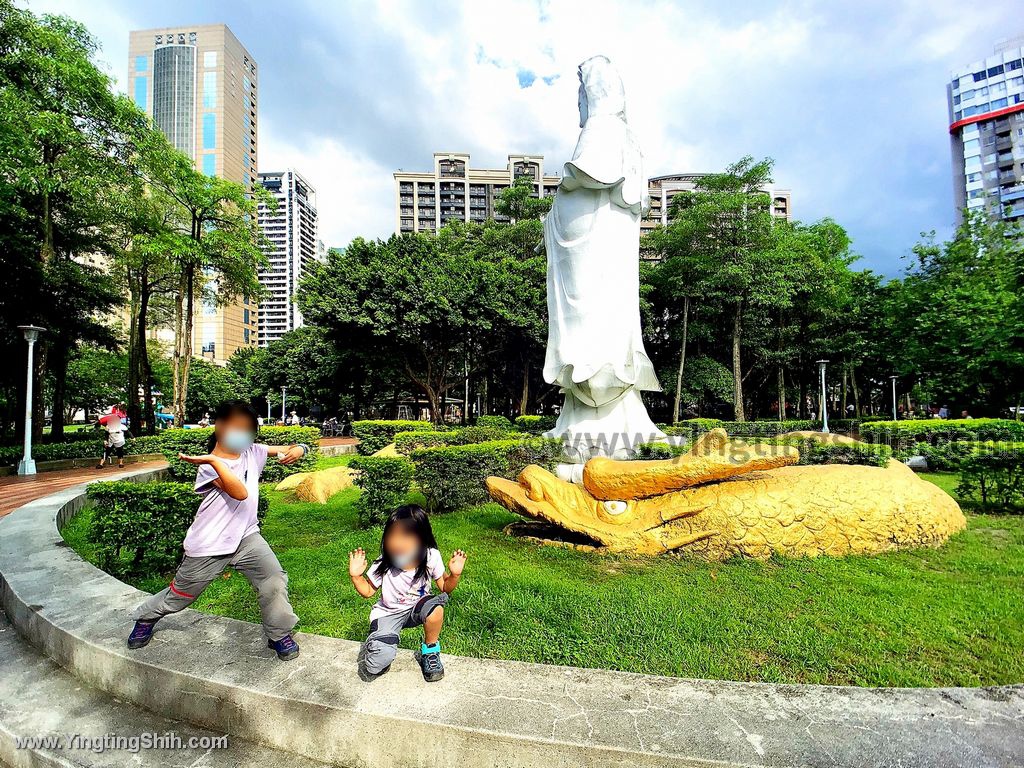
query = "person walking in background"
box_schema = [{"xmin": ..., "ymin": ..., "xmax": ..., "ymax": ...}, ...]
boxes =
[
  {"xmin": 96, "ymin": 413, "xmax": 129, "ymax": 470},
  {"xmin": 938, "ymin": 405, "xmax": 949, "ymax": 419}
]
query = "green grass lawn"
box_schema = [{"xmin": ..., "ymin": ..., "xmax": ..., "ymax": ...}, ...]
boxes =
[{"xmin": 62, "ymin": 471, "xmax": 1024, "ymax": 687}]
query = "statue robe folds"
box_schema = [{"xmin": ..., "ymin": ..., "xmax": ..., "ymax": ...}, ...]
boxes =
[{"xmin": 543, "ymin": 72, "xmax": 665, "ymax": 463}]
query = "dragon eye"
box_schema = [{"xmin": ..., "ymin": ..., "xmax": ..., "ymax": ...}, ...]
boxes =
[{"xmin": 601, "ymin": 500, "xmax": 628, "ymax": 516}]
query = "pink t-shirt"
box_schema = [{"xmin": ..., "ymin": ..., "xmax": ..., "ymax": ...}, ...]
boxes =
[
  {"xmin": 182, "ymin": 444, "xmax": 268, "ymax": 558},
  {"xmin": 366, "ymin": 548, "xmax": 445, "ymax": 620}
]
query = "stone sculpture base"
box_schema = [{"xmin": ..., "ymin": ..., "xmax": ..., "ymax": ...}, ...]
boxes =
[{"xmin": 545, "ymin": 387, "xmax": 666, "ymax": 462}]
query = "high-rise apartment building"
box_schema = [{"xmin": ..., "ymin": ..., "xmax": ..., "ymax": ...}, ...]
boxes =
[
  {"xmin": 393, "ymin": 153, "xmax": 562, "ymax": 233},
  {"xmin": 128, "ymin": 23, "xmax": 260, "ymax": 362},
  {"xmin": 641, "ymin": 173, "xmax": 792, "ymax": 234},
  {"xmin": 947, "ymin": 37, "xmax": 1024, "ymax": 223},
  {"xmin": 256, "ymin": 170, "xmax": 320, "ymax": 346}
]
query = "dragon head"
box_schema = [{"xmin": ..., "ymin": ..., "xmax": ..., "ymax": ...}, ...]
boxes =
[{"xmin": 486, "ymin": 429, "xmax": 800, "ymax": 555}]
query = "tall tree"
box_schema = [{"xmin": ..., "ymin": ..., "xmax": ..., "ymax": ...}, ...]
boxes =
[
  {"xmin": 146, "ymin": 153, "xmax": 271, "ymax": 425},
  {"xmin": 659, "ymin": 157, "xmax": 792, "ymax": 420}
]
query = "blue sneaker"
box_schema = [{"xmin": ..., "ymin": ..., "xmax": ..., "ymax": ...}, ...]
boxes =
[
  {"xmin": 127, "ymin": 620, "xmax": 157, "ymax": 649},
  {"xmin": 419, "ymin": 642, "xmax": 444, "ymax": 682},
  {"xmin": 268, "ymin": 634, "xmax": 300, "ymax": 661}
]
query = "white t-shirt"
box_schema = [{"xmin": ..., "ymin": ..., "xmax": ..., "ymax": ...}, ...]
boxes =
[
  {"xmin": 366, "ymin": 548, "xmax": 445, "ymax": 621},
  {"xmin": 104, "ymin": 423, "xmax": 127, "ymax": 448}
]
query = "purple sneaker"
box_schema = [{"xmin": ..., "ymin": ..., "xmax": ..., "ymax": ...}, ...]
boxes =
[
  {"xmin": 268, "ymin": 634, "xmax": 300, "ymax": 661},
  {"xmin": 127, "ymin": 620, "xmax": 157, "ymax": 649}
]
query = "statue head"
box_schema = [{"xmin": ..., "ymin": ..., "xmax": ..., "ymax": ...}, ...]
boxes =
[{"xmin": 577, "ymin": 55, "xmax": 626, "ymax": 127}]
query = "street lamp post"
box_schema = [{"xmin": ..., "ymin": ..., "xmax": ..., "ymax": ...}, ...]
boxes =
[
  {"xmin": 816, "ymin": 359, "xmax": 830, "ymax": 434},
  {"xmin": 17, "ymin": 325, "xmax": 46, "ymax": 476},
  {"xmin": 267, "ymin": 395, "xmax": 272, "ymax": 422},
  {"xmin": 889, "ymin": 376, "xmax": 898, "ymax": 421},
  {"xmin": 281, "ymin": 386, "xmax": 287, "ymax": 423}
]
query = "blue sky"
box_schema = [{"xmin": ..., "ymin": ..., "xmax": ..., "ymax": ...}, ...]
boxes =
[{"xmin": 26, "ymin": 0, "xmax": 1021, "ymax": 275}]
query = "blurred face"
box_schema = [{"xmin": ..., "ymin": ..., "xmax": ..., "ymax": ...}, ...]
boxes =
[
  {"xmin": 384, "ymin": 523, "xmax": 421, "ymax": 569},
  {"xmin": 216, "ymin": 412, "xmax": 256, "ymax": 454},
  {"xmin": 108, "ymin": 416, "xmax": 121, "ymax": 428}
]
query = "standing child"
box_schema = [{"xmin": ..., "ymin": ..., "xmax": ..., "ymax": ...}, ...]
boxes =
[
  {"xmin": 127, "ymin": 400, "xmax": 309, "ymax": 661},
  {"xmin": 349, "ymin": 505, "xmax": 467, "ymax": 682}
]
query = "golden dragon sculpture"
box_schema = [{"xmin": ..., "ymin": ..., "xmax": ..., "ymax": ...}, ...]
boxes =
[{"xmin": 486, "ymin": 429, "xmax": 966, "ymax": 559}]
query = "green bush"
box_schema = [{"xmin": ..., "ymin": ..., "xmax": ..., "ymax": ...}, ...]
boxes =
[
  {"xmin": 860, "ymin": 419, "xmax": 1024, "ymax": 451},
  {"xmin": 160, "ymin": 426, "xmax": 320, "ymax": 482},
  {"xmin": 411, "ymin": 438, "xmax": 563, "ymax": 512},
  {"xmin": 957, "ymin": 449, "xmax": 1024, "ymax": 510},
  {"xmin": 394, "ymin": 425, "xmax": 519, "ymax": 454},
  {"xmin": 513, "ymin": 415, "xmax": 558, "ymax": 435},
  {"xmin": 636, "ymin": 442, "xmax": 687, "ymax": 459},
  {"xmin": 350, "ymin": 455, "xmax": 414, "ymax": 527},
  {"xmin": 475, "ymin": 415, "xmax": 514, "ymax": 431},
  {"xmin": 351, "ymin": 420, "xmax": 438, "ymax": 455},
  {"xmin": 892, "ymin": 441, "xmax": 1024, "ymax": 472},
  {"xmin": 0, "ymin": 434, "xmax": 164, "ymax": 466},
  {"xmin": 753, "ymin": 438, "xmax": 892, "ymax": 467},
  {"xmin": 86, "ymin": 480, "xmax": 269, "ymax": 579}
]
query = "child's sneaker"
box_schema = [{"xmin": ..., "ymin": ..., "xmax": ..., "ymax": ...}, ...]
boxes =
[
  {"xmin": 419, "ymin": 642, "xmax": 444, "ymax": 682},
  {"xmin": 127, "ymin": 620, "xmax": 157, "ymax": 649},
  {"xmin": 268, "ymin": 634, "xmax": 300, "ymax": 661}
]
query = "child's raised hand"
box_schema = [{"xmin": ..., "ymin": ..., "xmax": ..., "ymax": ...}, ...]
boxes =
[
  {"xmin": 348, "ymin": 548, "xmax": 367, "ymax": 577},
  {"xmin": 448, "ymin": 549, "xmax": 468, "ymax": 576}
]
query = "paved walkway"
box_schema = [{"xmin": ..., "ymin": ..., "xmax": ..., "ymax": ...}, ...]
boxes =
[
  {"xmin": 320, "ymin": 436, "xmax": 358, "ymax": 448},
  {"xmin": 0, "ymin": 460, "xmax": 168, "ymax": 519}
]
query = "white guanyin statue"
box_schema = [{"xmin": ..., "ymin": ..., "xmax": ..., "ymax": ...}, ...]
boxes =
[{"xmin": 543, "ymin": 55, "xmax": 666, "ymax": 466}]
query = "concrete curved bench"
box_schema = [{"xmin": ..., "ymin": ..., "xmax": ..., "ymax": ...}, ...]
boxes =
[{"xmin": 0, "ymin": 469, "xmax": 1021, "ymax": 768}]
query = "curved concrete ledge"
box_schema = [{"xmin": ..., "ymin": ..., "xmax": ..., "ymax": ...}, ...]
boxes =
[{"xmin": 0, "ymin": 469, "xmax": 1022, "ymax": 768}]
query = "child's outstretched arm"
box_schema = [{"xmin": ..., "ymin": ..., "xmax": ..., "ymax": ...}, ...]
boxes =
[
  {"xmin": 348, "ymin": 548, "xmax": 377, "ymax": 598},
  {"xmin": 178, "ymin": 453, "xmax": 248, "ymax": 500},
  {"xmin": 437, "ymin": 549, "xmax": 468, "ymax": 594},
  {"xmin": 264, "ymin": 444, "xmax": 309, "ymax": 465}
]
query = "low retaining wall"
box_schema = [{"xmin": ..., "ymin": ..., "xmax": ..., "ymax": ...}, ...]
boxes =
[
  {"xmin": 0, "ymin": 469, "xmax": 1021, "ymax": 768},
  {"xmin": 0, "ymin": 453, "xmax": 164, "ymax": 477}
]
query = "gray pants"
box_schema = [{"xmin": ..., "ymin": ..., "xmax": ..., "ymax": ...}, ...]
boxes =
[
  {"xmin": 363, "ymin": 592, "xmax": 448, "ymax": 674},
  {"xmin": 132, "ymin": 533, "xmax": 298, "ymax": 642}
]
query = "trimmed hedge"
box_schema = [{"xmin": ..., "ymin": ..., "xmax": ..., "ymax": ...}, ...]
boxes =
[
  {"xmin": 0, "ymin": 434, "xmax": 164, "ymax": 466},
  {"xmin": 393, "ymin": 425, "xmax": 519, "ymax": 454},
  {"xmin": 636, "ymin": 442, "xmax": 687, "ymax": 459},
  {"xmin": 636, "ymin": 438, "xmax": 890, "ymax": 467},
  {"xmin": 860, "ymin": 419, "xmax": 1024, "ymax": 450},
  {"xmin": 85, "ymin": 480, "xmax": 269, "ymax": 579},
  {"xmin": 513, "ymin": 415, "xmax": 558, "ymax": 435},
  {"xmin": 768, "ymin": 438, "xmax": 892, "ymax": 468},
  {"xmin": 672, "ymin": 419, "xmax": 820, "ymax": 440},
  {"xmin": 410, "ymin": 438, "xmax": 563, "ymax": 512},
  {"xmin": 475, "ymin": 415, "xmax": 514, "ymax": 431},
  {"xmin": 159, "ymin": 426, "xmax": 320, "ymax": 483},
  {"xmin": 902, "ymin": 441, "xmax": 1024, "ymax": 472},
  {"xmin": 957, "ymin": 449, "xmax": 1024, "ymax": 510},
  {"xmin": 350, "ymin": 455, "xmax": 414, "ymax": 527},
  {"xmin": 351, "ymin": 420, "xmax": 438, "ymax": 455}
]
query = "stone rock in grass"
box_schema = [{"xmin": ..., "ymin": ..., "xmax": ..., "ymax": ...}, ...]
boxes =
[
  {"xmin": 275, "ymin": 472, "xmax": 312, "ymax": 492},
  {"xmin": 294, "ymin": 466, "xmax": 357, "ymax": 504},
  {"xmin": 372, "ymin": 443, "xmax": 400, "ymax": 457},
  {"xmin": 905, "ymin": 455, "xmax": 929, "ymax": 471}
]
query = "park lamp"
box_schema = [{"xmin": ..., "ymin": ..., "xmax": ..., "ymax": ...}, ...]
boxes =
[
  {"xmin": 17, "ymin": 325, "xmax": 47, "ymax": 476},
  {"xmin": 816, "ymin": 359, "xmax": 829, "ymax": 434},
  {"xmin": 889, "ymin": 375, "xmax": 898, "ymax": 421}
]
